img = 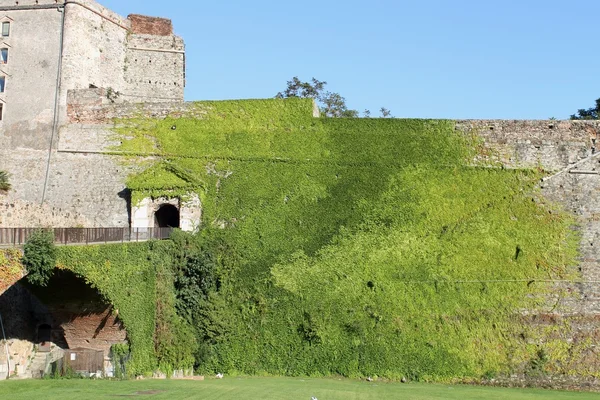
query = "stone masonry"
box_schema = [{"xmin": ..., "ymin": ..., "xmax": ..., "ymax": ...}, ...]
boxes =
[
  {"xmin": 0, "ymin": 0, "xmax": 186, "ymax": 228},
  {"xmin": 0, "ymin": 0, "xmax": 600, "ymax": 385}
]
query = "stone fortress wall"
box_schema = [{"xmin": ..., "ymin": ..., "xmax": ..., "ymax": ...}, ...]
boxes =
[
  {"xmin": 0, "ymin": 0, "xmax": 599, "ymax": 321},
  {"xmin": 0, "ymin": 0, "xmax": 599, "ymax": 387},
  {"xmin": 460, "ymin": 120, "xmax": 600, "ymax": 313},
  {"xmin": 0, "ymin": 0, "xmax": 184, "ymax": 227}
]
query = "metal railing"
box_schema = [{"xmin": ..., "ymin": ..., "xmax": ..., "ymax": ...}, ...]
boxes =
[{"xmin": 0, "ymin": 227, "xmax": 174, "ymax": 247}]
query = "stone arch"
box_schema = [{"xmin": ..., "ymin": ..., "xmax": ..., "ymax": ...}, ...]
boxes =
[
  {"xmin": 131, "ymin": 194, "xmax": 201, "ymax": 232},
  {"xmin": 154, "ymin": 203, "xmax": 180, "ymax": 228}
]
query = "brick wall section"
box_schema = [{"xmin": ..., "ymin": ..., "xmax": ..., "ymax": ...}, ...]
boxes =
[
  {"xmin": 128, "ymin": 14, "xmax": 173, "ymax": 36},
  {"xmin": 48, "ymin": 305, "xmax": 126, "ymax": 353}
]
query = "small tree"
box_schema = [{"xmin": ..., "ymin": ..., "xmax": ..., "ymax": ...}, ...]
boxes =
[
  {"xmin": 22, "ymin": 229, "xmax": 57, "ymax": 286},
  {"xmin": 0, "ymin": 170, "xmax": 10, "ymax": 192},
  {"xmin": 276, "ymin": 77, "xmax": 359, "ymax": 118},
  {"xmin": 380, "ymin": 107, "xmax": 393, "ymax": 118}
]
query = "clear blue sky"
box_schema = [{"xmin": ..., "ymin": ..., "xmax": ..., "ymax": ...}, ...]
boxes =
[{"xmin": 99, "ymin": 0, "xmax": 599, "ymax": 120}]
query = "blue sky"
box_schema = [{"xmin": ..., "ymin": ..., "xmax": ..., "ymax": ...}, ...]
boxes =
[{"xmin": 99, "ymin": 0, "xmax": 599, "ymax": 120}]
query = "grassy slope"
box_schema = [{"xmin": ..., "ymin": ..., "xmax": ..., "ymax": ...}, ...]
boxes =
[{"xmin": 0, "ymin": 378, "xmax": 597, "ymax": 400}]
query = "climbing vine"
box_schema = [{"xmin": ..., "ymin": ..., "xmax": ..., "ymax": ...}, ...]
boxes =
[
  {"xmin": 98, "ymin": 99, "xmax": 583, "ymax": 380},
  {"xmin": 55, "ymin": 241, "xmax": 195, "ymax": 377}
]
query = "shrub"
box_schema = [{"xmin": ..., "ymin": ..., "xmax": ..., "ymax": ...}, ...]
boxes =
[
  {"xmin": 22, "ymin": 229, "xmax": 57, "ymax": 286},
  {"xmin": 0, "ymin": 170, "xmax": 10, "ymax": 192},
  {"xmin": 111, "ymin": 343, "xmax": 131, "ymax": 379}
]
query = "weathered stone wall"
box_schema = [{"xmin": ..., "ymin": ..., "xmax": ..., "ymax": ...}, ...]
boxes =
[
  {"xmin": 123, "ymin": 33, "xmax": 185, "ymax": 103},
  {"xmin": 457, "ymin": 120, "xmax": 600, "ymax": 387},
  {"xmin": 0, "ymin": 2, "xmax": 63, "ymax": 151},
  {"xmin": 66, "ymin": 88, "xmax": 200, "ymax": 126},
  {"xmin": 59, "ymin": 0, "xmax": 130, "ymax": 125},
  {"xmin": 0, "ymin": 199, "xmax": 88, "ymax": 228},
  {"xmin": 0, "ymin": 0, "xmax": 185, "ymax": 224},
  {"xmin": 457, "ymin": 120, "xmax": 600, "ymax": 309},
  {"xmin": 540, "ymin": 156, "xmax": 600, "ymax": 314},
  {"xmin": 0, "ymin": 0, "xmax": 66, "ymax": 6},
  {"xmin": 457, "ymin": 119, "xmax": 598, "ymax": 170},
  {"xmin": 59, "ymin": 1, "xmax": 185, "ymax": 124},
  {"xmin": 0, "ymin": 147, "xmax": 132, "ymax": 227}
]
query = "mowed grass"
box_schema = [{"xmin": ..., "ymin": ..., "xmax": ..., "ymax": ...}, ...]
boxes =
[{"xmin": 0, "ymin": 377, "xmax": 598, "ymax": 400}]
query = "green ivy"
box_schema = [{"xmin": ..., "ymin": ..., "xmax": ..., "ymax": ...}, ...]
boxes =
[
  {"xmin": 56, "ymin": 243, "xmax": 157, "ymax": 375},
  {"xmin": 56, "ymin": 240, "xmax": 198, "ymax": 377},
  {"xmin": 106, "ymin": 99, "xmax": 580, "ymax": 380}
]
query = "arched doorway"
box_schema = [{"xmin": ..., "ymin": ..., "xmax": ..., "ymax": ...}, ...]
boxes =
[
  {"xmin": 37, "ymin": 324, "xmax": 51, "ymax": 344},
  {"xmin": 37, "ymin": 324, "xmax": 52, "ymax": 352},
  {"xmin": 154, "ymin": 204, "xmax": 180, "ymax": 228}
]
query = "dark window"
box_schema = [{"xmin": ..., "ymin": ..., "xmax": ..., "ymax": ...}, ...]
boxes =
[
  {"xmin": 0, "ymin": 76, "xmax": 5, "ymax": 93},
  {"xmin": 0, "ymin": 48, "xmax": 7, "ymax": 64},
  {"xmin": 0, "ymin": 104, "xmax": 3, "ymax": 121},
  {"xmin": 2, "ymin": 22, "xmax": 9, "ymax": 37}
]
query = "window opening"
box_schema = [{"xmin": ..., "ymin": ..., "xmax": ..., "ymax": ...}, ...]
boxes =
[
  {"xmin": 2, "ymin": 22, "xmax": 9, "ymax": 37},
  {"xmin": 0, "ymin": 104, "xmax": 3, "ymax": 121},
  {"xmin": 0, "ymin": 76, "xmax": 5, "ymax": 93},
  {"xmin": 0, "ymin": 48, "xmax": 7, "ymax": 64}
]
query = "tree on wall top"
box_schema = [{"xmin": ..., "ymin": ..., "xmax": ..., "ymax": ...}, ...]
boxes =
[
  {"xmin": 276, "ymin": 77, "xmax": 392, "ymax": 118},
  {"xmin": 571, "ymin": 98, "xmax": 600, "ymax": 120}
]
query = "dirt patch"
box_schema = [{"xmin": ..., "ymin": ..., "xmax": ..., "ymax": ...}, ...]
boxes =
[{"xmin": 114, "ymin": 390, "xmax": 166, "ymax": 397}]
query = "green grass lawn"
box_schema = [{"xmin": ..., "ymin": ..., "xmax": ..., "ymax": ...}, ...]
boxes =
[{"xmin": 0, "ymin": 377, "xmax": 597, "ymax": 400}]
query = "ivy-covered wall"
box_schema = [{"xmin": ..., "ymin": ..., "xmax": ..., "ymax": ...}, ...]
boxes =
[
  {"xmin": 104, "ymin": 99, "xmax": 585, "ymax": 380},
  {"xmin": 0, "ymin": 249, "xmax": 26, "ymax": 296},
  {"xmin": 55, "ymin": 241, "xmax": 195, "ymax": 376}
]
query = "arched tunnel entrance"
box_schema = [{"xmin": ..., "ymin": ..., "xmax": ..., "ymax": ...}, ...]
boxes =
[
  {"xmin": 0, "ymin": 270, "xmax": 126, "ymax": 371},
  {"xmin": 154, "ymin": 204, "xmax": 180, "ymax": 228}
]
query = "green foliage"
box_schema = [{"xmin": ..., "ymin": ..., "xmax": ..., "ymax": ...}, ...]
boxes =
[
  {"xmin": 0, "ymin": 170, "xmax": 10, "ymax": 192},
  {"xmin": 112, "ymin": 99, "xmax": 579, "ymax": 380},
  {"xmin": 56, "ymin": 243, "xmax": 159, "ymax": 376},
  {"xmin": 56, "ymin": 240, "xmax": 198, "ymax": 377},
  {"xmin": 44, "ymin": 365, "xmax": 83, "ymax": 380},
  {"xmin": 275, "ymin": 76, "xmax": 361, "ymax": 118},
  {"xmin": 570, "ymin": 97, "xmax": 600, "ymax": 120},
  {"xmin": 111, "ymin": 343, "xmax": 130, "ymax": 379},
  {"xmin": 0, "ymin": 249, "xmax": 25, "ymax": 294},
  {"xmin": 22, "ymin": 230, "xmax": 57, "ymax": 286},
  {"xmin": 154, "ymin": 238, "xmax": 197, "ymax": 374}
]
